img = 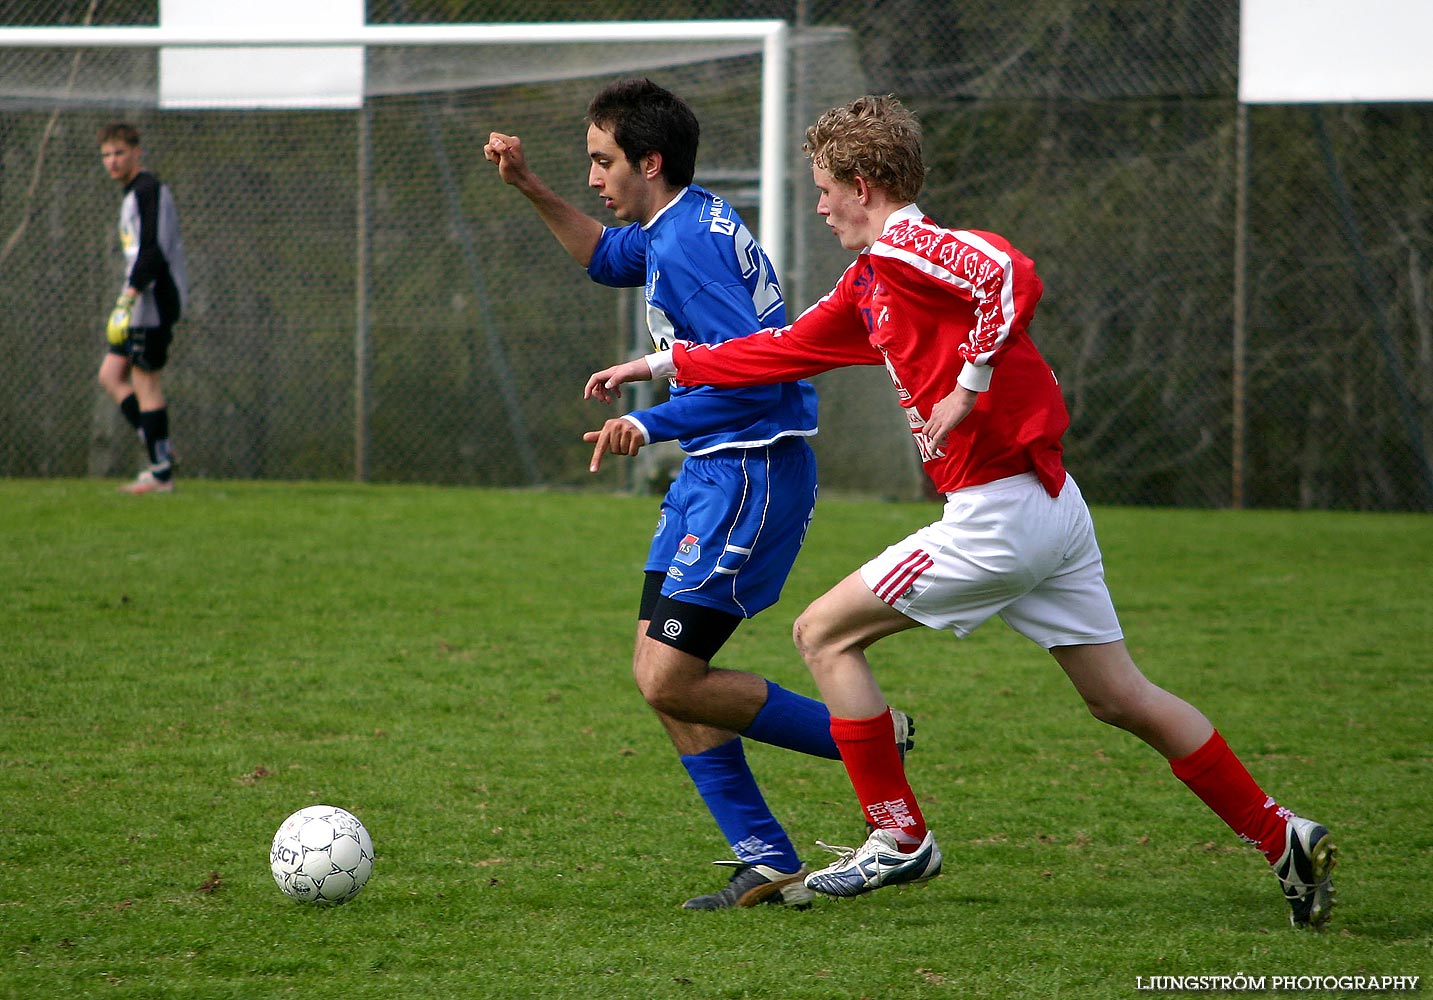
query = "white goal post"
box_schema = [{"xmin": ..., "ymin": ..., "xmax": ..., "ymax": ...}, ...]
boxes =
[
  {"xmin": 0, "ymin": 17, "xmax": 922, "ymax": 497},
  {"xmin": 0, "ymin": 19, "xmax": 791, "ymax": 274}
]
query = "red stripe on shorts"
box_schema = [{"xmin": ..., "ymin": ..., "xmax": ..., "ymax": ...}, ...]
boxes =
[{"xmin": 873, "ymin": 550, "xmax": 933, "ymax": 605}]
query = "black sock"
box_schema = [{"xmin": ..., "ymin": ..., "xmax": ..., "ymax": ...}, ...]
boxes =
[
  {"xmin": 118, "ymin": 393, "xmax": 142, "ymax": 436},
  {"xmin": 138, "ymin": 407, "xmax": 173, "ymax": 479}
]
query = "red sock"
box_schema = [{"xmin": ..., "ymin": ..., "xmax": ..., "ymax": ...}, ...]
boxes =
[
  {"xmin": 1169, "ymin": 730, "xmax": 1290, "ymax": 864},
  {"xmin": 830, "ymin": 709, "xmax": 927, "ymax": 849}
]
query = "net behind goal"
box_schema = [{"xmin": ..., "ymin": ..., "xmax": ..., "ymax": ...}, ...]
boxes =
[{"xmin": 0, "ymin": 22, "xmax": 921, "ymax": 497}]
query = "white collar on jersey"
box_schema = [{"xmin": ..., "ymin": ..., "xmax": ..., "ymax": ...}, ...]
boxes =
[{"xmin": 643, "ymin": 186, "xmax": 691, "ymax": 230}]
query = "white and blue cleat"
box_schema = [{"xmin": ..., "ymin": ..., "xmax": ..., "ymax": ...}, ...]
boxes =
[{"xmin": 804, "ymin": 828, "xmax": 943, "ymax": 897}]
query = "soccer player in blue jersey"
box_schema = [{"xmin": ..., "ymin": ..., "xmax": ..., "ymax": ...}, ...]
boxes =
[{"xmin": 485, "ymin": 78, "xmax": 913, "ymax": 909}]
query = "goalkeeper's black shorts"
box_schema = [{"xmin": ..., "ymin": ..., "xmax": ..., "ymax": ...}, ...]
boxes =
[{"xmin": 107, "ymin": 324, "xmax": 173, "ymax": 372}]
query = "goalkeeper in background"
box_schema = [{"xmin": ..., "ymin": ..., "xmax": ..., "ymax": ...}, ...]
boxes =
[{"xmin": 97, "ymin": 122, "xmax": 188, "ymax": 495}]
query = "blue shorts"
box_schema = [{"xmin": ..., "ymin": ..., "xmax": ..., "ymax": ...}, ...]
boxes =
[{"xmin": 646, "ymin": 436, "xmax": 817, "ymax": 619}]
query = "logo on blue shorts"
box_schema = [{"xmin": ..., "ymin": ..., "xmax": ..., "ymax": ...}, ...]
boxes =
[{"xmin": 674, "ymin": 533, "xmax": 702, "ymax": 566}]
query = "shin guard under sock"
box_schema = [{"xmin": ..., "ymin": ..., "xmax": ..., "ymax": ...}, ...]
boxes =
[
  {"xmin": 1170, "ymin": 730, "xmax": 1290, "ymax": 864},
  {"xmin": 741, "ymin": 680, "xmax": 839, "ymax": 759},
  {"xmin": 681, "ymin": 738, "xmax": 800, "ymax": 872},
  {"xmin": 830, "ymin": 710, "xmax": 927, "ymax": 848}
]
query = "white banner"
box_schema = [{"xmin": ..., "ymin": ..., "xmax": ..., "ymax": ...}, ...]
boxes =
[
  {"xmin": 1240, "ymin": 0, "xmax": 1433, "ymax": 103},
  {"xmin": 159, "ymin": 0, "xmax": 364, "ymax": 109}
]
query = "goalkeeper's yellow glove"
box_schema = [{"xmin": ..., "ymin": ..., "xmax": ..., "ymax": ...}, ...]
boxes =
[{"xmin": 106, "ymin": 291, "xmax": 137, "ymax": 346}]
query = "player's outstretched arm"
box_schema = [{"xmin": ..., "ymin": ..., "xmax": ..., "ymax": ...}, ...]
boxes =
[
  {"xmin": 584, "ymin": 356, "xmax": 655, "ymax": 404},
  {"xmin": 484, "ymin": 131, "xmax": 602, "ymax": 266}
]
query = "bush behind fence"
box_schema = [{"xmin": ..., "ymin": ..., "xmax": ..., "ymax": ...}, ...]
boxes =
[{"xmin": 2, "ymin": 0, "xmax": 1429, "ymax": 510}]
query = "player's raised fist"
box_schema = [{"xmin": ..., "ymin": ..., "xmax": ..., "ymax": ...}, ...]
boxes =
[{"xmin": 484, "ymin": 132, "xmax": 529, "ymax": 185}]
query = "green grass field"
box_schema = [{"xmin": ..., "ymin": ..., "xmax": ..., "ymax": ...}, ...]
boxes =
[{"xmin": 2, "ymin": 478, "xmax": 1430, "ymax": 999}]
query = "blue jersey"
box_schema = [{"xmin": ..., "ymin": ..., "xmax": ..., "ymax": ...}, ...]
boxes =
[{"xmin": 586, "ymin": 185, "xmax": 818, "ymax": 455}]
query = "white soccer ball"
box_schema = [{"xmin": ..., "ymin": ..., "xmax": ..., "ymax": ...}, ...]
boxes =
[{"xmin": 269, "ymin": 805, "xmax": 375, "ymax": 906}]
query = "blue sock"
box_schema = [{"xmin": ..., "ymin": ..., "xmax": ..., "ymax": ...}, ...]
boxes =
[
  {"xmin": 741, "ymin": 680, "xmax": 839, "ymax": 759},
  {"xmin": 681, "ymin": 738, "xmax": 800, "ymax": 872}
]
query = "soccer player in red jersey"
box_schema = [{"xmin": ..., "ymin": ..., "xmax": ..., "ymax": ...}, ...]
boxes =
[{"xmin": 585, "ymin": 94, "xmax": 1336, "ymax": 928}]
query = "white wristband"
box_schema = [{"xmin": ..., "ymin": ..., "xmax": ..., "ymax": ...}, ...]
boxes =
[
  {"xmin": 647, "ymin": 349, "xmax": 677, "ymax": 379},
  {"xmin": 956, "ymin": 361, "xmax": 992, "ymax": 392}
]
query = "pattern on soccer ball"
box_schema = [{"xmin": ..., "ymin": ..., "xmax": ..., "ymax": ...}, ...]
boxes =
[{"xmin": 270, "ymin": 805, "xmax": 375, "ymax": 905}]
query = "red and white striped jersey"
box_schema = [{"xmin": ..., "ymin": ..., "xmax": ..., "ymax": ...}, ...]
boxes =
[{"xmin": 669, "ymin": 205, "xmax": 1069, "ymax": 496}]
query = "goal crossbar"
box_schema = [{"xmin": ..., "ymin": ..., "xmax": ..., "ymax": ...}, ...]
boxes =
[
  {"xmin": 0, "ymin": 19, "xmax": 791, "ymax": 272},
  {"xmin": 0, "ymin": 21, "xmax": 787, "ymax": 47}
]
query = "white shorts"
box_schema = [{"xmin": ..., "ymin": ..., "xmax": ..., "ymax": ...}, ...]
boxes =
[{"xmin": 859, "ymin": 473, "xmax": 1123, "ymax": 648}]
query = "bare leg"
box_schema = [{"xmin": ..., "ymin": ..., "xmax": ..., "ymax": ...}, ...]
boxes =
[
  {"xmin": 631, "ymin": 622, "xmax": 810, "ymax": 898},
  {"xmin": 1050, "ymin": 639, "xmax": 1338, "ymax": 928},
  {"xmin": 791, "ymin": 572, "xmax": 943, "ymax": 887},
  {"xmin": 1049, "ymin": 640, "xmax": 1213, "ymax": 760},
  {"xmin": 631, "ymin": 624, "xmax": 771, "ymax": 755},
  {"xmin": 130, "ymin": 367, "xmax": 165, "ymax": 411},
  {"xmin": 791, "ymin": 571, "xmax": 922, "ymax": 717},
  {"xmin": 98, "ymin": 353, "xmax": 133, "ymax": 403}
]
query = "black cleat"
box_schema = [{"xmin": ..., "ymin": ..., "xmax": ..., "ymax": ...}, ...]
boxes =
[
  {"xmin": 1274, "ymin": 816, "xmax": 1337, "ymax": 928},
  {"xmin": 681, "ymin": 862, "xmax": 814, "ymax": 910}
]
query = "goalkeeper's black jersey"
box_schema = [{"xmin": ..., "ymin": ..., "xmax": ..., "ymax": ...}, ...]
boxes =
[{"xmin": 118, "ymin": 171, "xmax": 188, "ymax": 328}]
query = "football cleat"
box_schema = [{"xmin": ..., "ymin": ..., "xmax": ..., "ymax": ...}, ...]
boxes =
[
  {"xmin": 681, "ymin": 861, "xmax": 814, "ymax": 910},
  {"xmin": 118, "ymin": 470, "xmax": 174, "ymax": 495},
  {"xmin": 805, "ymin": 828, "xmax": 943, "ymax": 898},
  {"xmin": 890, "ymin": 708, "xmax": 916, "ymax": 758},
  {"xmin": 1274, "ymin": 816, "xmax": 1337, "ymax": 928}
]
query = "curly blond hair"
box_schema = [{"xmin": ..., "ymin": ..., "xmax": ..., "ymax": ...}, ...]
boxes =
[{"xmin": 802, "ymin": 94, "xmax": 925, "ymax": 202}]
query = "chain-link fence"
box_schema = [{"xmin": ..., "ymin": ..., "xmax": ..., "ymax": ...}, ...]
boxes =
[{"xmin": 2, "ymin": 0, "xmax": 1430, "ymax": 510}]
